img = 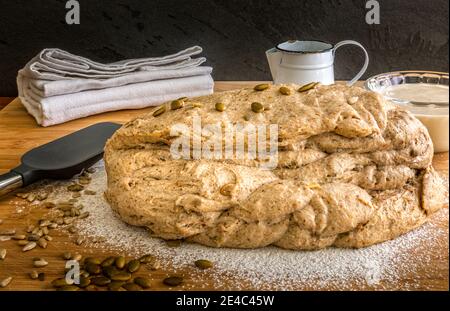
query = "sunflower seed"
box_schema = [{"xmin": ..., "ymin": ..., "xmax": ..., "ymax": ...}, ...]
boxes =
[
  {"xmin": 163, "ymin": 276, "xmax": 183, "ymax": 287},
  {"xmin": 0, "ymin": 229, "xmax": 16, "ymax": 235},
  {"xmin": 194, "ymin": 259, "xmax": 213, "ymax": 270},
  {"xmin": 16, "ymin": 192, "xmax": 28, "ymax": 198},
  {"xmin": 29, "ymin": 270, "xmax": 39, "ymax": 280},
  {"xmin": 84, "ymin": 190, "xmax": 96, "ymax": 195},
  {"xmin": 48, "ymin": 223, "xmax": 58, "ymax": 229},
  {"xmin": 63, "ymin": 218, "xmax": 74, "ymax": 225},
  {"xmin": 251, "ymin": 102, "xmax": 264, "ymax": 113},
  {"xmin": 27, "ymin": 193, "xmax": 36, "ymax": 202},
  {"xmin": 44, "ymin": 235, "xmax": 53, "ymax": 241},
  {"xmin": 0, "ymin": 276, "xmax": 12, "ymax": 288},
  {"xmin": 38, "ymin": 273, "xmax": 45, "ymax": 281},
  {"xmin": 17, "ymin": 240, "xmax": 28, "ymax": 246},
  {"xmin": 26, "ymin": 225, "xmax": 35, "ymax": 233},
  {"xmin": 12, "ymin": 234, "xmax": 26, "ymax": 240},
  {"xmin": 253, "ymin": 83, "xmax": 270, "ymax": 91},
  {"xmin": 37, "ymin": 238, "xmax": 48, "ymax": 249},
  {"xmin": 134, "ymin": 277, "xmax": 151, "ymax": 289},
  {"xmin": 279, "ymin": 86, "xmax": 292, "ymax": 95},
  {"xmin": 214, "ymin": 102, "xmax": 226, "ymax": 112},
  {"xmin": 63, "ymin": 252, "xmax": 72, "ymax": 260},
  {"xmin": 153, "ymin": 105, "xmax": 166, "ymax": 117},
  {"xmin": 79, "ymin": 212, "xmax": 90, "ymax": 219},
  {"xmin": 0, "ymin": 248, "xmax": 6, "ymax": 260},
  {"xmin": 298, "ymin": 82, "xmax": 318, "ymax": 92},
  {"xmin": 22, "ymin": 242, "xmax": 37, "ymax": 252},
  {"xmin": 39, "ymin": 219, "xmax": 51, "ymax": 227},
  {"xmin": 126, "ymin": 260, "xmax": 140, "ymax": 273},
  {"xmin": 33, "ymin": 259, "xmax": 48, "ymax": 268},
  {"xmin": 27, "ymin": 234, "xmax": 40, "ymax": 241},
  {"xmin": 41, "ymin": 227, "xmax": 49, "ymax": 235}
]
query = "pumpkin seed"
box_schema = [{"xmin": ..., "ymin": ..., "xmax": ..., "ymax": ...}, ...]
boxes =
[
  {"xmin": 58, "ymin": 285, "xmax": 79, "ymax": 291},
  {"xmin": 170, "ymin": 99, "xmax": 184, "ymax": 110},
  {"xmin": 215, "ymin": 102, "xmax": 225, "ymax": 112},
  {"xmin": 127, "ymin": 260, "xmax": 140, "ymax": 273},
  {"xmin": 123, "ymin": 282, "xmax": 142, "ymax": 291},
  {"xmin": 80, "ymin": 270, "xmax": 90, "ymax": 278},
  {"xmin": 101, "ymin": 256, "xmax": 116, "ymax": 267},
  {"xmin": 22, "ymin": 242, "xmax": 37, "ymax": 252},
  {"xmin": 84, "ymin": 190, "xmax": 96, "ymax": 195},
  {"xmin": 37, "ymin": 238, "xmax": 48, "ymax": 249},
  {"xmin": 0, "ymin": 248, "xmax": 6, "ymax": 260},
  {"xmin": 38, "ymin": 272, "xmax": 45, "ymax": 281},
  {"xmin": 12, "ymin": 234, "xmax": 26, "ymax": 240},
  {"xmin": 33, "ymin": 259, "xmax": 48, "ymax": 268},
  {"xmin": 85, "ymin": 263, "xmax": 102, "ymax": 275},
  {"xmin": 0, "ymin": 276, "xmax": 12, "ymax": 288},
  {"xmin": 102, "ymin": 266, "xmax": 119, "ymax": 278},
  {"xmin": 163, "ymin": 276, "xmax": 183, "ymax": 287},
  {"xmin": 115, "ymin": 256, "xmax": 126, "ymax": 269},
  {"xmin": 298, "ymin": 82, "xmax": 318, "ymax": 92},
  {"xmin": 51, "ymin": 278, "xmax": 69, "ymax": 288},
  {"xmin": 85, "ymin": 257, "xmax": 102, "ymax": 265},
  {"xmin": 153, "ymin": 105, "xmax": 166, "ymax": 117},
  {"xmin": 251, "ymin": 102, "xmax": 264, "ymax": 113},
  {"xmin": 86, "ymin": 167, "xmax": 96, "ymax": 174},
  {"xmin": 139, "ymin": 254, "xmax": 161, "ymax": 269},
  {"xmin": 91, "ymin": 276, "xmax": 111, "ymax": 286},
  {"xmin": 78, "ymin": 276, "xmax": 91, "ymax": 288},
  {"xmin": 194, "ymin": 259, "xmax": 213, "ymax": 270},
  {"xmin": 279, "ymin": 86, "xmax": 292, "ymax": 95},
  {"xmin": 108, "ymin": 281, "xmax": 125, "ymax": 291},
  {"xmin": 110, "ymin": 272, "xmax": 132, "ymax": 282},
  {"xmin": 191, "ymin": 102, "xmax": 203, "ymax": 108},
  {"xmin": 63, "ymin": 252, "xmax": 72, "ymax": 260},
  {"xmin": 29, "ymin": 270, "xmax": 39, "ymax": 280},
  {"xmin": 85, "ymin": 285, "xmax": 98, "ymax": 291},
  {"xmin": 134, "ymin": 277, "xmax": 151, "ymax": 289},
  {"xmin": 166, "ymin": 239, "xmax": 182, "ymax": 247},
  {"xmin": 253, "ymin": 83, "xmax": 270, "ymax": 91},
  {"xmin": 67, "ymin": 184, "xmax": 84, "ymax": 192},
  {"xmin": 17, "ymin": 240, "xmax": 28, "ymax": 246},
  {"xmin": 139, "ymin": 254, "xmax": 155, "ymax": 263}
]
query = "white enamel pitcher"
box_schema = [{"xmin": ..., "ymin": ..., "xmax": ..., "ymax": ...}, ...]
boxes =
[{"xmin": 266, "ymin": 40, "xmax": 369, "ymax": 86}]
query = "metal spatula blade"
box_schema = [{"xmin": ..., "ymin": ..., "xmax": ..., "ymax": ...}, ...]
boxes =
[{"xmin": 0, "ymin": 122, "xmax": 121, "ymax": 197}]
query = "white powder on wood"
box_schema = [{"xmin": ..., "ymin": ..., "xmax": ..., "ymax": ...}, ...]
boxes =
[{"xmin": 63, "ymin": 161, "xmax": 448, "ymax": 290}]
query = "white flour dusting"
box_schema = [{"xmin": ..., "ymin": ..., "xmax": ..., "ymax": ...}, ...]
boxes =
[{"xmin": 63, "ymin": 161, "xmax": 448, "ymax": 290}]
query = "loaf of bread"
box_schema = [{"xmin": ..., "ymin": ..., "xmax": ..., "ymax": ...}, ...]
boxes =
[{"xmin": 104, "ymin": 83, "xmax": 447, "ymax": 250}]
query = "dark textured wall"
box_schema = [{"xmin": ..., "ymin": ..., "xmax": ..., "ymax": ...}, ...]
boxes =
[{"xmin": 0, "ymin": 0, "xmax": 448, "ymax": 96}]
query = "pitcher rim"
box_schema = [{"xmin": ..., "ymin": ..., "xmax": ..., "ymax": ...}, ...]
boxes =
[{"xmin": 276, "ymin": 40, "xmax": 333, "ymax": 54}]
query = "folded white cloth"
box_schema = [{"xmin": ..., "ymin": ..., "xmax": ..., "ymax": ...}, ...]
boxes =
[{"xmin": 17, "ymin": 46, "xmax": 214, "ymax": 126}]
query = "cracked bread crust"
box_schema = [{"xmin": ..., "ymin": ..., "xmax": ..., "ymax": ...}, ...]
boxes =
[{"xmin": 104, "ymin": 84, "xmax": 448, "ymax": 250}]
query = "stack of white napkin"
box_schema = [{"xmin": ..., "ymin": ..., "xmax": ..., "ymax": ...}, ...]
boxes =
[{"xmin": 17, "ymin": 46, "xmax": 214, "ymax": 126}]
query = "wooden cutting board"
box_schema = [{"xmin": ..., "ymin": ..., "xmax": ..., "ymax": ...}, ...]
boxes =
[{"xmin": 0, "ymin": 82, "xmax": 448, "ymax": 291}]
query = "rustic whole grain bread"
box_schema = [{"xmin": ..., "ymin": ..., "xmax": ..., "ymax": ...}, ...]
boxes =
[{"xmin": 104, "ymin": 84, "xmax": 448, "ymax": 250}]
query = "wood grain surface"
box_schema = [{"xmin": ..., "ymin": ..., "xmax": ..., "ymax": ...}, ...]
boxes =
[{"xmin": 0, "ymin": 82, "xmax": 448, "ymax": 291}]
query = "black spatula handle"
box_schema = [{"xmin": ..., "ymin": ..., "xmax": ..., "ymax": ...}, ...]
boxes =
[{"xmin": 0, "ymin": 171, "xmax": 23, "ymax": 196}]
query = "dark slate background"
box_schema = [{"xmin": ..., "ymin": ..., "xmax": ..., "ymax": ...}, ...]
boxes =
[{"xmin": 0, "ymin": 0, "xmax": 448, "ymax": 96}]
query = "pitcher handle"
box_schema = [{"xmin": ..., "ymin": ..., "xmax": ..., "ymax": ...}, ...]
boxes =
[{"xmin": 333, "ymin": 40, "xmax": 369, "ymax": 86}]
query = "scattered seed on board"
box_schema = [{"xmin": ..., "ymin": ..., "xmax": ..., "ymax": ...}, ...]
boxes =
[
  {"xmin": 0, "ymin": 229, "xmax": 16, "ymax": 235},
  {"xmin": 41, "ymin": 227, "xmax": 49, "ymax": 235},
  {"xmin": 51, "ymin": 278, "xmax": 69, "ymax": 288},
  {"xmin": 29, "ymin": 270, "xmax": 39, "ymax": 280},
  {"xmin": 78, "ymin": 277, "xmax": 91, "ymax": 288},
  {"xmin": 17, "ymin": 240, "xmax": 28, "ymax": 246},
  {"xmin": 39, "ymin": 219, "xmax": 51, "ymax": 227},
  {"xmin": 194, "ymin": 259, "xmax": 213, "ymax": 270},
  {"xmin": 58, "ymin": 285, "xmax": 79, "ymax": 291},
  {"xmin": 101, "ymin": 257, "xmax": 115, "ymax": 267},
  {"xmin": 85, "ymin": 263, "xmax": 102, "ymax": 275},
  {"xmin": 27, "ymin": 234, "xmax": 40, "ymax": 241},
  {"xmin": 134, "ymin": 277, "xmax": 151, "ymax": 289},
  {"xmin": 44, "ymin": 235, "xmax": 53, "ymax": 241},
  {"xmin": 108, "ymin": 281, "xmax": 125, "ymax": 291},
  {"xmin": 123, "ymin": 282, "xmax": 142, "ymax": 291},
  {"xmin": 37, "ymin": 238, "xmax": 48, "ymax": 249},
  {"xmin": 27, "ymin": 193, "xmax": 36, "ymax": 202},
  {"xmin": 12, "ymin": 234, "xmax": 26, "ymax": 240},
  {"xmin": 115, "ymin": 256, "xmax": 126, "ymax": 269},
  {"xmin": 253, "ymin": 83, "xmax": 270, "ymax": 91},
  {"xmin": 127, "ymin": 260, "xmax": 140, "ymax": 273},
  {"xmin": 0, "ymin": 248, "xmax": 6, "ymax": 260},
  {"xmin": 170, "ymin": 99, "xmax": 184, "ymax": 110},
  {"xmin": 33, "ymin": 259, "xmax": 49, "ymax": 268},
  {"xmin": 0, "ymin": 276, "xmax": 12, "ymax": 288},
  {"xmin": 38, "ymin": 273, "xmax": 46, "ymax": 281},
  {"xmin": 163, "ymin": 276, "xmax": 183, "ymax": 287},
  {"xmin": 139, "ymin": 254, "xmax": 161, "ymax": 269},
  {"xmin": 22, "ymin": 242, "xmax": 37, "ymax": 252},
  {"xmin": 110, "ymin": 272, "xmax": 132, "ymax": 282},
  {"xmin": 91, "ymin": 276, "xmax": 111, "ymax": 286}
]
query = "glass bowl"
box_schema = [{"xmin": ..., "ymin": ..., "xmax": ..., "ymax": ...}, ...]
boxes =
[{"xmin": 365, "ymin": 71, "xmax": 449, "ymax": 153}]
